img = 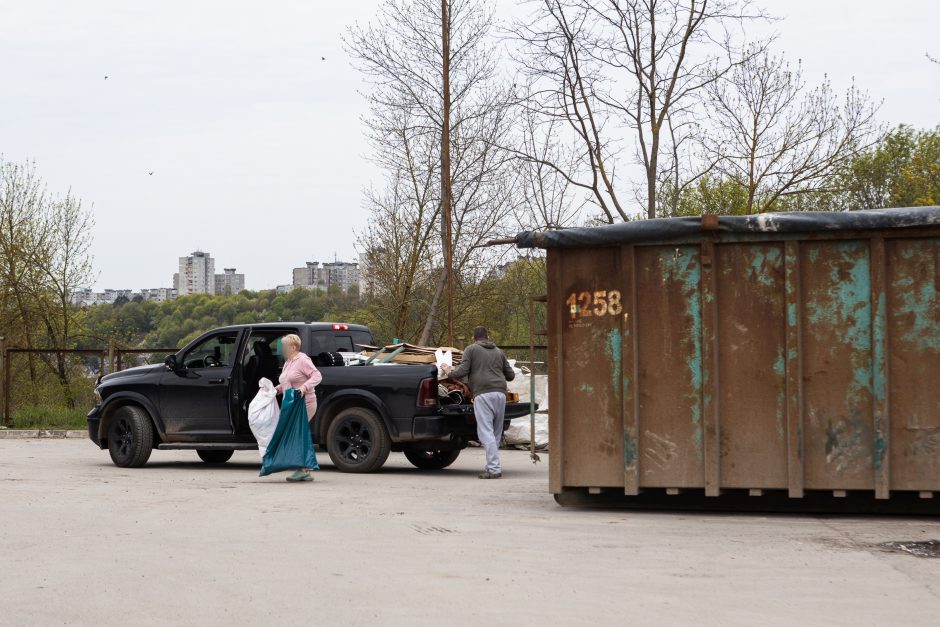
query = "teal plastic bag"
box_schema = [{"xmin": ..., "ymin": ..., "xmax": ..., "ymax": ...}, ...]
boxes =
[{"xmin": 259, "ymin": 388, "xmax": 318, "ymax": 476}]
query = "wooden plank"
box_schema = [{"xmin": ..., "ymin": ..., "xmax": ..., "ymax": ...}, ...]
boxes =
[
  {"xmin": 376, "ymin": 346, "xmax": 406, "ymax": 364},
  {"xmin": 871, "ymin": 237, "xmax": 890, "ymax": 499},
  {"xmin": 784, "ymin": 241, "xmax": 805, "ymax": 498},
  {"xmin": 362, "ymin": 347, "xmax": 386, "ymax": 365},
  {"xmin": 701, "ymin": 239, "xmax": 721, "ymax": 497},
  {"xmin": 622, "ymin": 244, "xmax": 640, "ymax": 495}
]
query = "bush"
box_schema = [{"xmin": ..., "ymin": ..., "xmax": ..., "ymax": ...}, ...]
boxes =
[{"xmin": 10, "ymin": 405, "xmax": 88, "ymax": 430}]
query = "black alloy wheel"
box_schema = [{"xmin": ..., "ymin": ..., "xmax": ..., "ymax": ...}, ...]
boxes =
[
  {"xmin": 326, "ymin": 407, "xmax": 391, "ymax": 473},
  {"xmin": 107, "ymin": 405, "xmax": 154, "ymax": 468}
]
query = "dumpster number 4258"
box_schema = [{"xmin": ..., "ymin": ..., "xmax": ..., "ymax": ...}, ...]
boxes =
[{"xmin": 565, "ymin": 290, "xmax": 622, "ymax": 319}]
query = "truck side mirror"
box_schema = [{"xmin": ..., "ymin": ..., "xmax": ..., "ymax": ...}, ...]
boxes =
[{"xmin": 164, "ymin": 354, "xmax": 181, "ymax": 371}]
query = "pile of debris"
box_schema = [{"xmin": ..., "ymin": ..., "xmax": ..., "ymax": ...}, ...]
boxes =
[{"xmin": 358, "ymin": 343, "xmax": 463, "ymax": 366}]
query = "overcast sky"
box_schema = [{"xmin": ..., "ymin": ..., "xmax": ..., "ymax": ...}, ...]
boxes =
[{"xmin": 1, "ymin": 0, "xmax": 937, "ymax": 291}]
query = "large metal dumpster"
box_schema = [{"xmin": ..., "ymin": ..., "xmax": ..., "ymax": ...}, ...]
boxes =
[{"xmin": 516, "ymin": 207, "xmax": 940, "ymax": 510}]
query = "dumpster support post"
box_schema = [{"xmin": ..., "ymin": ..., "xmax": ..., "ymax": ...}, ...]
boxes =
[
  {"xmin": 701, "ymin": 239, "xmax": 721, "ymax": 497},
  {"xmin": 622, "ymin": 244, "xmax": 640, "ymax": 495},
  {"xmin": 871, "ymin": 237, "xmax": 891, "ymax": 499},
  {"xmin": 784, "ymin": 241, "xmax": 805, "ymax": 498}
]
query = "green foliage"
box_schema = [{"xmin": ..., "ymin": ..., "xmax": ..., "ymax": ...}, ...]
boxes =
[
  {"xmin": 82, "ymin": 288, "xmax": 365, "ymax": 349},
  {"xmin": 11, "ymin": 405, "xmax": 88, "ymax": 430},
  {"xmin": 660, "ymin": 126, "xmax": 940, "ymax": 216},
  {"xmin": 839, "ymin": 125, "xmax": 940, "ymax": 210},
  {"xmin": 660, "ymin": 175, "xmax": 751, "ymax": 217}
]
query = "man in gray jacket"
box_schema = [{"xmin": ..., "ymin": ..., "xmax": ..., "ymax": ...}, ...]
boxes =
[{"xmin": 443, "ymin": 326, "xmax": 516, "ymax": 479}]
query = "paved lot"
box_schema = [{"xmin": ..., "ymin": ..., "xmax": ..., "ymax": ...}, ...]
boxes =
[{"xmin": 2, "ymin": 440, "xmax": 940, "ymax": 626}]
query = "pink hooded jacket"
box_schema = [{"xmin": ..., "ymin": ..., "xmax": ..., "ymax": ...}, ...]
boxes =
[{"xmin": 276, "ymin": 352, "xmax": 322, "ymax": 420}]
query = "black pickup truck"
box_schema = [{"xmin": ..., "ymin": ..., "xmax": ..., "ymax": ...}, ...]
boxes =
[{"xmin": 87, "ymin": 322, "xmax": 531, "ymax": 472}]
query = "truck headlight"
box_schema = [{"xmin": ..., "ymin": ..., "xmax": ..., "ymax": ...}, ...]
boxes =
[{"xmin": 94, "ymin": 388, "xmax": 102, "ymax": 405}]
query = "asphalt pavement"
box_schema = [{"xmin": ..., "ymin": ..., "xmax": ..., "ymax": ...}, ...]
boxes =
[{"xmin": 2, "ymin": 440, "xmax": 940, "ymax": 626}]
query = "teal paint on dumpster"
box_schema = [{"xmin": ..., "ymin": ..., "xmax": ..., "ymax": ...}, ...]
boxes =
[{"xmin": 516, "ymin": 207, "xmax": 940, "ymax": 509}]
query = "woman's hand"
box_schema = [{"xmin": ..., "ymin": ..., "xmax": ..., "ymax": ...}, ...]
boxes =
[{"xmin": 298, "ymin": 387, "xmax": 306, "ymax": 397}]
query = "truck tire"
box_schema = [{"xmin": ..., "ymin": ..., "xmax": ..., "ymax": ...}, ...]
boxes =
[
  {"xmin": 326, "ymin": 407, "xmax": 391, "ymax": 473},
  {"xmin": 404, "ymin": 449, "xmax": 460, "ymax": 470},
  {"xmin": 197, "ymin": 449, "xmax": 234, "ymax": 464},
  {"xmin": 107, "ymin": 405, "xmax": 154, "ymax": 468}
]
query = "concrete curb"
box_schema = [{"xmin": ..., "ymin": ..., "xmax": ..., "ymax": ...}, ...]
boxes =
[{"xmin": 0, "ymin": 429, "xmax": 86, "ymax": 439}]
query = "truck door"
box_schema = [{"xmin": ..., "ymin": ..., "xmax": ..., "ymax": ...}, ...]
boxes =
[
  {"xmin": 237, "ymin": 327, "xmax": 298, "ymax": 434},
  {"xmin": 159, "ymin": 330, "xmax": 242, "ymax": 437}
]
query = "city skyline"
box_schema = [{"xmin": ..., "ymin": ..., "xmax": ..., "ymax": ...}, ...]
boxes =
[{"xmin": 72, "ymin": 249, "xmax": 360, "ymax": 305}]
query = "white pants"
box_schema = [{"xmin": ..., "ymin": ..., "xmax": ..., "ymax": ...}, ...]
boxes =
[{"xmin": 474, "ymin": 392, "xmax": 506, "ymax": 474}]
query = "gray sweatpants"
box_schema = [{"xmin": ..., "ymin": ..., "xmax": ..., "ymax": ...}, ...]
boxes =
[{"xmin": 474, "ymin": 391, "xmax": 506, "ymax": 474}]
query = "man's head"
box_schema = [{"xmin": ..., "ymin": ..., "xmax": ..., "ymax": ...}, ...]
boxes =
[{"xmin": 472, "ymin": 326, "xmax": 489, "ymax": 341}]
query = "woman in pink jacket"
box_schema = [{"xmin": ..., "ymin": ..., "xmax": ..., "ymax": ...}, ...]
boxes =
[{"xmin": 276, "ymin": 333, "xmax": 322, "ymax": 482}]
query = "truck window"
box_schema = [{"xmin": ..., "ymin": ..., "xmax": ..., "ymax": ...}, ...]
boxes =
[
  {"xmin": 183, "ymin": 332, "xmax": 239, "ymax": 369},
  {"xmin": 350, "ymin": 330, "xmax": 375, "ymax": 350},
  {"xmin": 310, "ymin": 330, "xmax": 374, "ymax": 353}
]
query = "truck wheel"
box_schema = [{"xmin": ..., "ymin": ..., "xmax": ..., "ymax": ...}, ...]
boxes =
[
  {"xmin": 404, "ymin": 449, "xmax": 460, "ymax": 470},
  {"xmin": 326, "ymin": 407, "xmax": 391, "ymax": 473},
  {"xmin": 197, "ymin": 450, "xmax": 234, "ymax": 464},
  {"xmin": 107, "ymin": 405, "xmax": 154, "ymax": 468}
]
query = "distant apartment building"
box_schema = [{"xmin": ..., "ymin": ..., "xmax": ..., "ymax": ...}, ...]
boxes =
[
  {"xmin": 323, "ymin": 261, "xmax": 359, "ymax": 293},
  {"xmin": 139, "ymin": 287, "xmax": 177, "ymax": 302},
  {"xmin": 70, "ymin": 287, "xmax": 176, "ymax": 306},
  {"xmin": 69, "ymin": 288, "xmax": 133, "ymax": 306},
  {"xmin": 292, "ymin": 262, "xmax": 327, "ymax": 290},
  {"xmin": 292, "ymin": 260, "xmax": 360, "ymax": 294},
  {"xmin": 175, "ymin": 251, "xmax": 215, "ymax": 295},
  {"xmin": 214, "ymin": 268, "xmax": 245, "ymax": 296},
  {"xmin": 357, "ymin": 252, "xmax": 377, "ymax": 297}
]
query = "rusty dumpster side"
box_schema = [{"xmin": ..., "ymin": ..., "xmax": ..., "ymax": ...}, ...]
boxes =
[{"xmin": 531, "ymin": 208, "xmax": 940, "ymax": 510}]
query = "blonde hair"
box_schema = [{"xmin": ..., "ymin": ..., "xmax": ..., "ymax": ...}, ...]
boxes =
[{"xmin": 282, "ymin": 333, "xmax": 302, "ymax": 352}]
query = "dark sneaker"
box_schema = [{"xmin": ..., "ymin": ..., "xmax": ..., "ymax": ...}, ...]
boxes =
[{"xmin": 478, "ymin": 472, "xmax": 502, "ymax": 479}]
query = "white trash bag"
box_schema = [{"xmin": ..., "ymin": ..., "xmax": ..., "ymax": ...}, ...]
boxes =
[
  {"xmin": 505, "ymin": 414, "xmax": 549, "ymax": 449},
  {"xmin": 434, "ymin": 348, "xmax": 453, "ymax": 379},
  {"xmin": 248, "ymin": 377, "xmax": 279, "ymax": 458}
]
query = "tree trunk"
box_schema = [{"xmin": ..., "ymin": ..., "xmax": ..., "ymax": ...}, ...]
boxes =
[{"xmin": 419, "ymin": 268, "xmax": 448, "ymax": 346}]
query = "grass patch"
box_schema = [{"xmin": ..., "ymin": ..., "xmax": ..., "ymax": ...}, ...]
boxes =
[{"xmin": 9, "ymin": 405, "xmax": 88, "ymax": 430}]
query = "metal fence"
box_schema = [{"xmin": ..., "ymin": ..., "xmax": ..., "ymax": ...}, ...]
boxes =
[{"xmin": 0, "ymin": 341, "xmax": 177, "ymax": 427}]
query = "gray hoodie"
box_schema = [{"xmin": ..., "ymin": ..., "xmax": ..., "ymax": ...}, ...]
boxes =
[{"xmin": 449, "ymin": 340, "xmax": 516, "ymax": 397}]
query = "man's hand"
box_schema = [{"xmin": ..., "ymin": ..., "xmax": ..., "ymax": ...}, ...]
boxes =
[{"xmin": 440, "ymin": 363, "xmax": 453, "ymax": 376}]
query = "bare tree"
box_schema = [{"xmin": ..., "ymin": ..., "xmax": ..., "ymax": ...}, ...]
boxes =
[
  {"xmin": 0, "ymin": 159, "xmax": 95, "ymax": 407},
  {"xmin": 511, "ymin": 2, "xmax": 628, "ymax": 222},
  {"xmin": 513, "ymin": 0, "xmax": 768, "ymax": 220},
  {"xmin": 703, "ymin": 48, "xmax": 881, "ymax": 213},
  {"xmin": 347, "ymin": 0, "xmax": 517, "ymax": 345},
  {"xmin": 516, "ymin": 108, "xmax": 585, "ymax": 229}
]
